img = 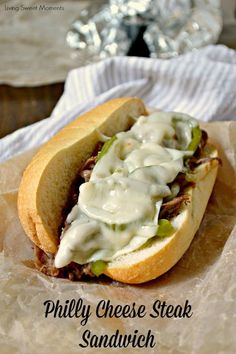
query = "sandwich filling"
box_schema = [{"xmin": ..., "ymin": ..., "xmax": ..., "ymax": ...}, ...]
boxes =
[{"xmin": 54, "ymin": 112, "xmax": 202, "ymax": 271}]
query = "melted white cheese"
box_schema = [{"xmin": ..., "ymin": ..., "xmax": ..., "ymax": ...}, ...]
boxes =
[{"xmin": 54, "ymin": 112, "xmax": 196, "ymax": 268}]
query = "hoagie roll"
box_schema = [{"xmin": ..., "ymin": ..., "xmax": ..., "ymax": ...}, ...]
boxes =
[{"xmin": 18, "ymin": 97, "xmax": 220, "ymax": 284}]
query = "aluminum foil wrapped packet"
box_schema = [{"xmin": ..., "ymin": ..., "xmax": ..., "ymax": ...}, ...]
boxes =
[{"xmin": 66, "ymin": 0, "xmax": 222, "ymax": 60}]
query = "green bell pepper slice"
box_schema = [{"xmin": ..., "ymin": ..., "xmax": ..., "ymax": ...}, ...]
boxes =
[
  {"xmin": 96, "ymin": 136, "xmax": 117, "ymax": 161},
  {"xmin": 156, "ymin": 219, "xmax": 175, "ymax": 238},
  {"xmin": 91, "ymin": 260, "xmax": 107, "ymax": 277},
  {"xmin": 187, "ymin": 127, "xmax": 202, "ymax": 152}
]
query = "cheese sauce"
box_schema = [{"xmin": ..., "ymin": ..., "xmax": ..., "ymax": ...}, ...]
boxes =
[{"xmin": 54, "ymin": 112, "xmax": 197, "ymax": 268}]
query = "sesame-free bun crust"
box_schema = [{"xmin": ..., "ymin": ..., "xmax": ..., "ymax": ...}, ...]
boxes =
[
  {"xmin": 17, "ymin": 97, "xmax": 219, "ymax": 284},
  {"xmin": 105, "ymin": 154, "xmax": 218, "ymax": 283},
  {"xmin": 18, "ymin": 98, "xmax": 147, "ymax": 254}
]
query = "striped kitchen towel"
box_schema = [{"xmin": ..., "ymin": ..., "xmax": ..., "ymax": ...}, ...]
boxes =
[{"xmin": 0, "ymin": 44, "xmax": 236, "ymax": 163}]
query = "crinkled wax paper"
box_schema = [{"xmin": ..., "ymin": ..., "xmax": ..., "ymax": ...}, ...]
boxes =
[{"xmin": 0, "ymin": 122, "xmax": 236, "ymax": 354}]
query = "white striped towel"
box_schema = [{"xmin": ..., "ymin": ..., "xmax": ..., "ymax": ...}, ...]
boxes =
[{"xmin": 0, "ymin": 44, "xmax": 236, "ymax": 163}]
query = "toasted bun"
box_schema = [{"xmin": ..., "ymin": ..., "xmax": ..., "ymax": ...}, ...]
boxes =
[
  {"xmin": 18, "ymin": 97, "xmax": 219, "ymax": 284},
  {"xmin": 18, "ymin": 97, "xmax": 147, "ymax": 254}
]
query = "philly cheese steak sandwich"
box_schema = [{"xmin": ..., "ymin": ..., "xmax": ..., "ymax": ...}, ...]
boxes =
[{"xmin": 18, "ymin": 97, "xmax": 220, "ymax": 284}]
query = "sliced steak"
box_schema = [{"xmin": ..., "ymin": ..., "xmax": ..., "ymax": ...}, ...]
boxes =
[
  {"xmin": 34, "ymin": 245, "xmax": 94, "ymax": 280},
  {"xmin": 160, "ymin": 195, "xmax": 190, "ymax": 219}
]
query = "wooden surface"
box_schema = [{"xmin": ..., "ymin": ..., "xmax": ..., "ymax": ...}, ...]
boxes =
[{"xmin": 0, "ymin": 83, "xmax": 64, "ymax": 139}]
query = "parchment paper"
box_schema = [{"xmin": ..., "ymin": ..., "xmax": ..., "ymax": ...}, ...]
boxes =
[{"xmin": 0, "ymin": 121, "xmax": 236, "ymax": 354}]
